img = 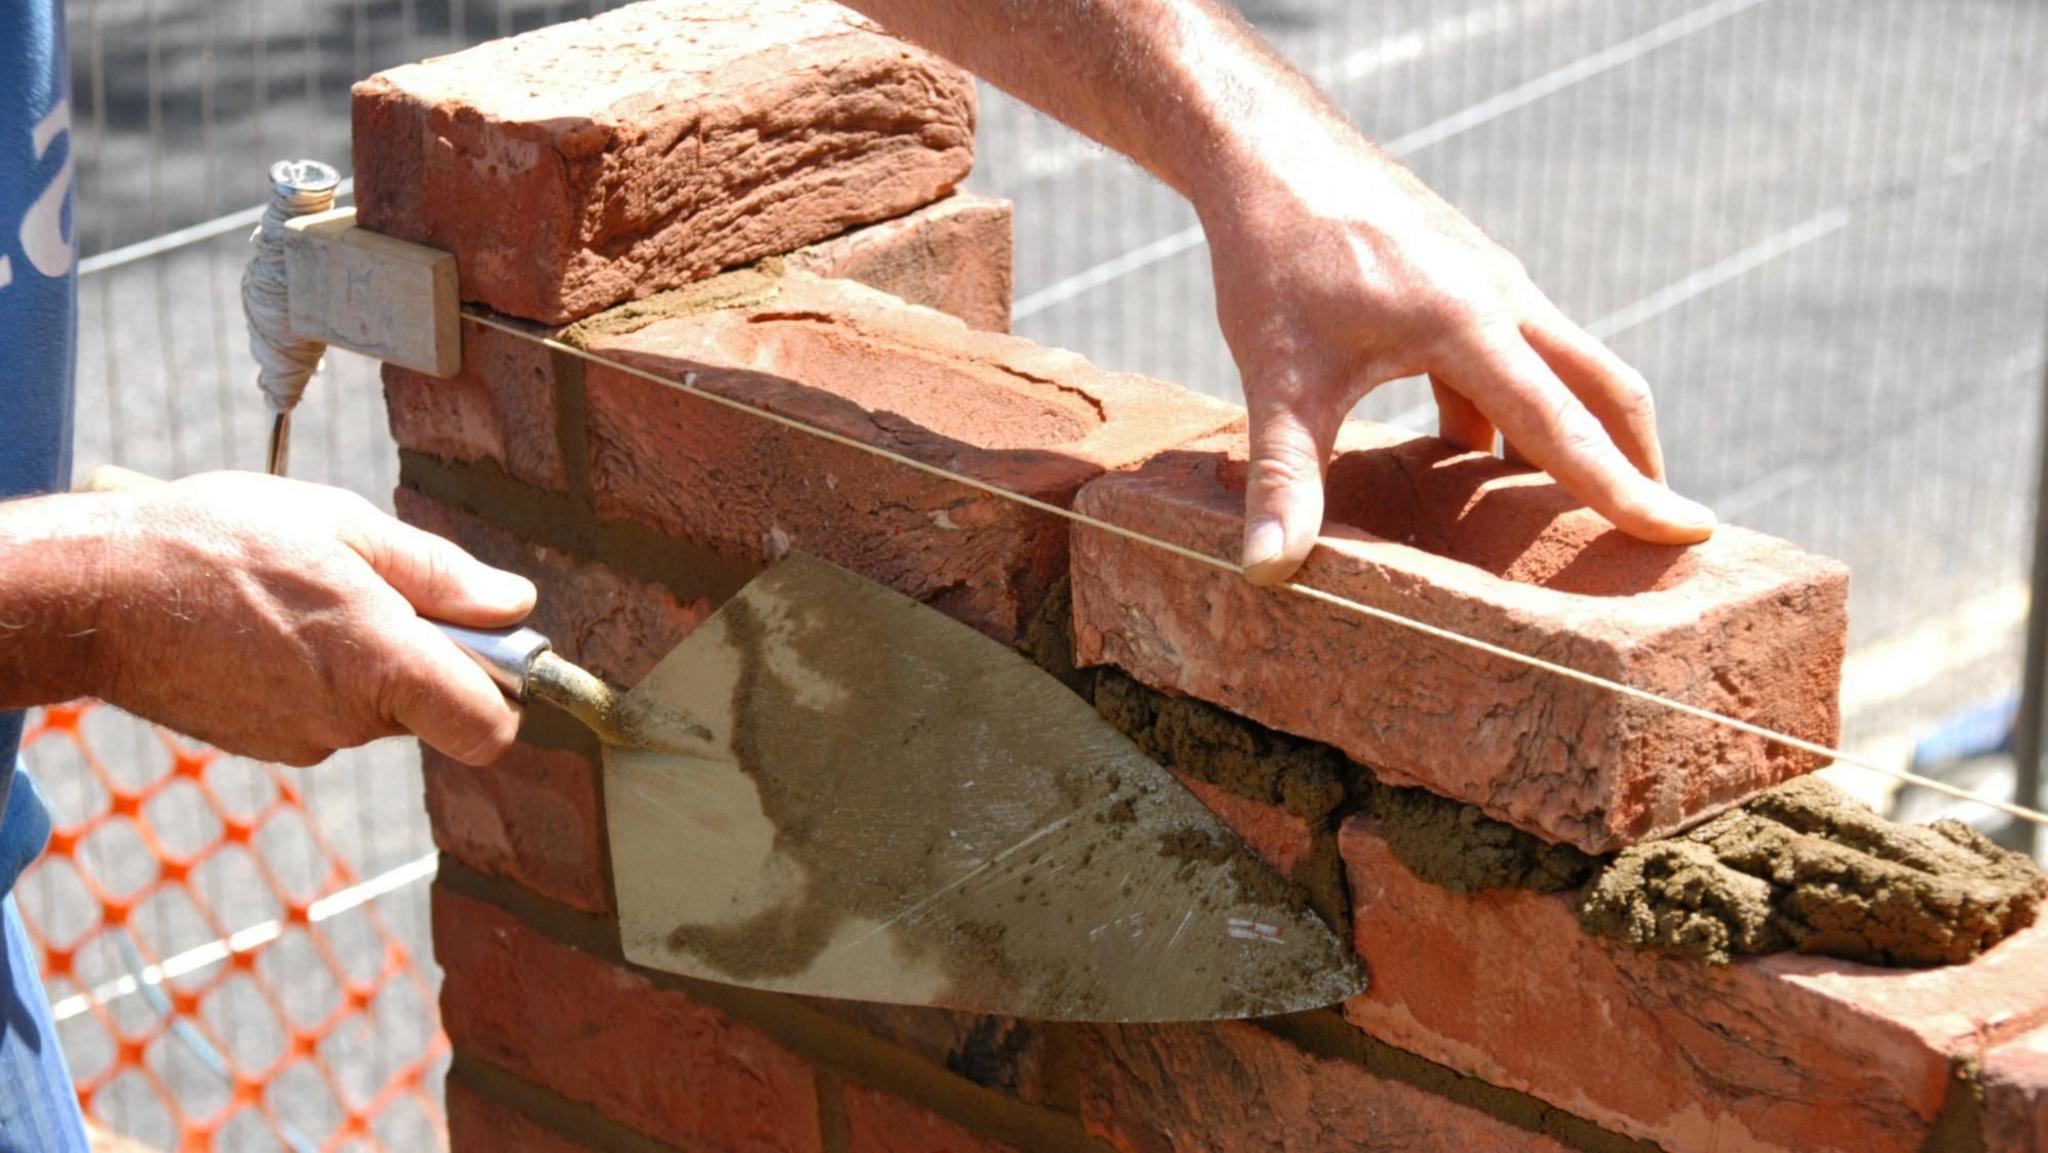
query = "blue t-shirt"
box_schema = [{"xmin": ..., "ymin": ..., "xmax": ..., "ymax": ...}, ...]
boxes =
[{"xmin": 0, "ymin": 0, "xmax": 75, "ymax": 893}]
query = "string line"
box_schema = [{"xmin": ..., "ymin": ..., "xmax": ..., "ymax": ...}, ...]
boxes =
[{"xmin": 460, "ymin": 308, "xmax": 2048, "ymax": 830}]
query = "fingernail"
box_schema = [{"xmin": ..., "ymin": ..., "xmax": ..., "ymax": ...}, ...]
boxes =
[
  {"xmin": 1665, "ymin": 491, "xmax": 1717, "ymax": 532},
  {"xmin": 488, "ymin": 570, "xmax": 537, "ymax": 606},
  {"xmin": 1243, "ymin": 518, "xmax": 1286, "ymax": 570}
]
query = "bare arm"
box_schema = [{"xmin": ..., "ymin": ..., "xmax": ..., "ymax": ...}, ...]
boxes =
[
  {"xmin": 0, "ymin": 474, "xmax": 534, "ymax": 766},
  {"xmin": 840, "ymin": 0, "xmax": 1716, "ymax": 583}
]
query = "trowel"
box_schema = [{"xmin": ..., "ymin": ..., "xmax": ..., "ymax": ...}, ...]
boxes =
[
  {"xmin": 80, "ymin": 468, "xmax": 1361, "ymax": 1019},
  {"xmin": 448, "ymin": 550, "xmax": 1367, "ymax": 1021}
]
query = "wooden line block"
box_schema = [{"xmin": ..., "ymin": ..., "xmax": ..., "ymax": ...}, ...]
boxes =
[{"xmin": 286, "ymin": 206, "xmax": 461, "ymax": 377}]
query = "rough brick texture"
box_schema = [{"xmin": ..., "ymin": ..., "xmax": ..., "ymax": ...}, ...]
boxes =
[
  {"xmin": 447, "ymin": 1082, "xmax": 598, "ymax": 1153},
  {"xmin": 435, "ymin": 886, "xmax": 823, "ymax": 1153},
  {"xmin": 383, "ymin": 194, "xmax": 1015, "ymax": 490},
  {"xmin": 1987, "ymin": 1026, "xmax": 2048, "ymax": 1153},
  {"xmin": 788, "ymin": 194, "xmax": 1015, "ymax": 332},
  {"xmin": 580, "ymin": 269, "xmax": 1240, "ymax": 643},
  {"xmin": 842, "ymin": 1085, "xmax": 1020, "ymax": 1153},
  {"xmin": 353, "ymin": 0, "xmax": 976, "ymax": 323},
  {"xmin": 1339, "ymin": 815, "xmax": 2048, "ymax": 1153},
  {"xmin": 423, "ymin": 741, "xmax": 607, "ymax": 913},
  {"xmin": 1072, "ymin": 426, "xmax": 1849, "ymax": 852},
  {"xmin": 384, "ymin": 323, "xmax": 567, "ymax": 490},
  {"xmin": 1078, "ymin": 1021, "xmax": 1568, "ymax": 1153}
]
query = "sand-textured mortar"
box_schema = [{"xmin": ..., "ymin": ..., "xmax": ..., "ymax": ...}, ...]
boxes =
[
  {"xmin": 1579, "ymin": 776, "xmax": 2047, "ymax": 966},
  {"xmin": 1092, "ymin": 671, "xmax": 1347, "ymax": 824},
  {"xmin": 1365, "ymin": 784, "xmax": 1598, "ymax": 895}
]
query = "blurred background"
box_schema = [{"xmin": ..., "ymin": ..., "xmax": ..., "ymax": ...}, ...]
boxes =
[{"xmin": 23, "ymin": 0, "xmax": 2048, "ymax": 1147}]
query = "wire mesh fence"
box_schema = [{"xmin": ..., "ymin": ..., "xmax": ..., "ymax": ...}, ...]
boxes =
[{"xmin": 25, "ymin": 0, "xmax": 2048, "ymax": 1147}]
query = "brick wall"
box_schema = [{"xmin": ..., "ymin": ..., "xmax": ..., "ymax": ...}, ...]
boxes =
[{"xmin": 357, "ymin": 4, "xmax": 2048, "ymax": 1151}]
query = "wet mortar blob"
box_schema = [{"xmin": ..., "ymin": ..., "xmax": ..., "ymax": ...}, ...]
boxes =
[{"xmin": 1578, "ymin": 775, "xmax": 2047, "ymax": 966}]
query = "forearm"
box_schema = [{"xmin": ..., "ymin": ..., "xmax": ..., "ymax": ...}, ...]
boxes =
[
  {"xmin": 837, "ymin": 0, "xmax": 1363, "ymax": 213},
  {"xmin": 0, "ymin": 492, "xmax": 120, "ymax": 709}
]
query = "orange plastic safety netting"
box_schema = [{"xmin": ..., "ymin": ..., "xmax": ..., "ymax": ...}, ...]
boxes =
[{"xmin": 14, "ymin": 701, "xmax": 448, "ymax": 1152}]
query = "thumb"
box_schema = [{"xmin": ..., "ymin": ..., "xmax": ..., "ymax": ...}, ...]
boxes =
[
  {"xmin": 1241, "ymin": 400, "xmax": 1334, "ymax": 586},
  {"xmin": 344, "ymin": 514, "xmax": 537, "ymax": 627}
]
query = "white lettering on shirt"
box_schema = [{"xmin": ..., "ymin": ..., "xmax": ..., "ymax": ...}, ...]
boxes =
[{"xmin": 19, "ymin": 98, "xmax": 71, "ymax": 279}]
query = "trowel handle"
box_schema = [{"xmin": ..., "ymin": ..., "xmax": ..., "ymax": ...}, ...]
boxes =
[
  {"xmin": 435, "ymin": 621, "xmax": 632, "ymax": 744},
  {"xmin": 436, "ymin": 622, "xmax": 553, "ymax": 699}
]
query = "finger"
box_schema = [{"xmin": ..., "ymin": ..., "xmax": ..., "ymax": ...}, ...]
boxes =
[
  {"xmin": 1241, "ymin": 397, "xmax": 1337, "ymax": 586},
  {"xmin": 373, "ymin": 614, "xmax": 524, "ymax": 765},
  {"xmin": 344, "ymin": 515, "xmax": 536, "ymax": 626},
  {"xmin": 1448, "ymin": 326, "xmax": 1715, "ymax": 544},
  {"xmin": 272, "ymin": 744, "xmax": 340, "ymax": 770},
  {"xmin": 1429, "ymin": 377, "xmax": 1497, "ymax": 454},
  {"xmin": 1521, "ymin": 298, "xmax": 1666, "ymax": 482}
]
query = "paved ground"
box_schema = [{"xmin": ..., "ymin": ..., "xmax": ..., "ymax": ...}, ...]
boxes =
[{"xmin": 31, "ymin": 0, "xmax": 2048, "ymax": 1146}]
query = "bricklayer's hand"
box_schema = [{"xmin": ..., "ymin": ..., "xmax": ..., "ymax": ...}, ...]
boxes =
[
  {"xmin": 1198, "ymin": 131, "xmax": 1717, "ymax": 585},
  {"xmin": 0, "ymin": 473, "xmax": 535, "ymax": 766}
]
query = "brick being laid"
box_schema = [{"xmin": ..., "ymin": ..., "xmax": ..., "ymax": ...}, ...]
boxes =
[
  {"xmin": 575, "ymin": 268, "xmax": 1244, "ymax": 644},
  {"xmin": 1069, "ymin": 423, "xmax": 1850, "ymax": 853},
  {"xmin": 352, "ymin": 0, "xmax": 977, "ymax": 324}
]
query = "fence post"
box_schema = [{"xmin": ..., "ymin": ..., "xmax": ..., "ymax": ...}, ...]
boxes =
[{"xmin": 2013, "ymin": 331, "xmax": 2048, "ymax": 859}]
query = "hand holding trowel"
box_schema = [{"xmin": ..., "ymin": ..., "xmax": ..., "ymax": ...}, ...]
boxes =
[{"xmin": 84, "ymin": 465, "xmax": 1365, "ymax": 1022}]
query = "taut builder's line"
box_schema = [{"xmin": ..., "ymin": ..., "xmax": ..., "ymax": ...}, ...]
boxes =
[{"xmin": 460, "ymin": 307, "xmax": 2048, "ymax": 831}]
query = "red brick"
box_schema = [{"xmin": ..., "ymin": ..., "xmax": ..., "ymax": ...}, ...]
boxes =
[
  {"xmin": 1169, "ymin": 769, "xmax": 1314, "ymax": 879},
  {"xmin": 1077, "ymin": 1021, "xmax": 1568, "ymax": 1153},
  {"xmin": 1338, "ymin": 815, "xmax": 2048, "ymax": 1153},
  {"xmin": 580, "ymin": 270, "xmax": 1240, "ymax": 643},
  {"xmin": 353, "ymin": 0, "xmax": 975, "ymax": 323},
  {"xmin": 1987, "ymin": 1025, "xmax": 2048, "ymax": 1153},
  {"xmin": 787, "ymin": 195, "xmax": 1014, "ymax": 333},
  {"xmin": 423, "ymin": 741, "xmax": 607, "ymax": 913},
  {"xmin": 384, "ymin": 323, "xmax": 566, "ymax": 490},
  {"xmin": 1071, "ymin": 427, "xmax": 1848, "ymax": 852},
  {"xmin": 842, "ymin": 1085, "xmax": 1020, "ymax": 1153},
  {"xmin": 447, "ymin": 1081, "xmax": 598, "ymax": 1153},
  {"xmin": 812, "ymin": 1003, "xmax": 1046, "ymax": 1102},
  {"xmin": 395, "ymin": 489, "xmax": 714, "ymax": 686},
  {"xmin": 435, "ymin": 885, "xmax": 823, "ymax": 1153}
]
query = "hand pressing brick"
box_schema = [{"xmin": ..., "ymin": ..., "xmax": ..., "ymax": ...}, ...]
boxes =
[
  {"xmin": 353, "ymin": 0, "xmax": 976, "ymax": 323},
  {"xmin": 1071, "ymin": 425, "xmax": 1849, "ymax": 852}
]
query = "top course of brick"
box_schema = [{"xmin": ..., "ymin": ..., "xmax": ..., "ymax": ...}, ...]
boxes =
[
  {"xmin": 352, "ymin": 0, "xmax": 976, "ymax": 324},
  {"xmin": 1071, "ymin": 425, "xmax": 1852, "ymax": 853}
]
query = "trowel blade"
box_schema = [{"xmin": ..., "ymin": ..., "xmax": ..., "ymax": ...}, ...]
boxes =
[{"xmin": 604, "ymin": 552, "xmax": 1367, "ymax": 1021}]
